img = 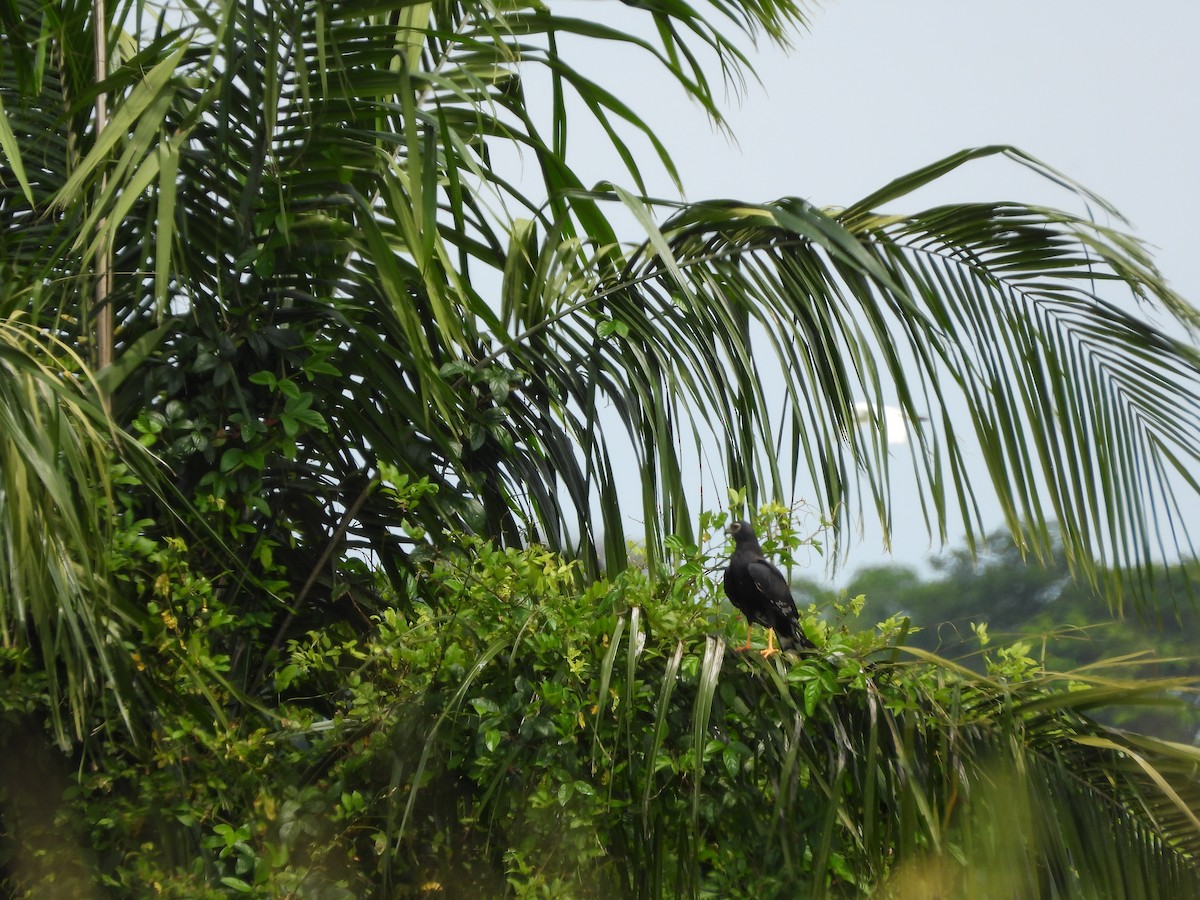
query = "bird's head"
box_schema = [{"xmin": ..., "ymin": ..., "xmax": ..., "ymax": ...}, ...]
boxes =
[{"xmin": 725, "ymin": 520, "xmax": 756, "ymax": 543}]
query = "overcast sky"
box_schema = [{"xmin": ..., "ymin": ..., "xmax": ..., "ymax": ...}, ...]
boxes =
[{"xmin": 546, "ymin": 1, "xmax": 1199, "ymax": 579}]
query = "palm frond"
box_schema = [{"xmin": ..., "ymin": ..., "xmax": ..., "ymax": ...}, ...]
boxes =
[
  {"xmin": 0, "ymin": 310, "xmax": 133, "ymax": 746},
  {"xmin": 488, "ymin": 152, "xmax": 1200, "ymax": 595}
]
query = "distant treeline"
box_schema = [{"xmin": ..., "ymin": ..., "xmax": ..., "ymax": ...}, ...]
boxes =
[{"xmin": 795, "ymin": 530, "xmax": 1200, "ymax": 742}]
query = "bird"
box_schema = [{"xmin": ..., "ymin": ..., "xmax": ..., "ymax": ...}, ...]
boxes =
[{"xmin": 723, "ymin": 520, "xmax": 813, "ymax": 657}]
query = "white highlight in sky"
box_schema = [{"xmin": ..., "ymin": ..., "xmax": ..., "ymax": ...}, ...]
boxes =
[{"xmin": 853, "ymin": 402, "xmax": 911, "ymax": 447}]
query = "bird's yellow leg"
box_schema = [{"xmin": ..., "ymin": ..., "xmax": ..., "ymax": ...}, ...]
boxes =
[
  {"xmin": 759, "ymin": 629, "xmax": 779, "ymax": 658},
  {"xmin": 737, "ymin": 618, "xmax": 754, "ymax": 652}
]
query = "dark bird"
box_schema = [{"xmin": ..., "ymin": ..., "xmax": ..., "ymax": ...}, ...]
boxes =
[{"xmin": 723, "ymin": 520, "xmax": 813, "ymax": 656}]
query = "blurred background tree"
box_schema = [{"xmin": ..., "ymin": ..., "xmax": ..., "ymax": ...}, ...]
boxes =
[{"xmin": 795, "ymin": 530, "xmax": 1200, "ymax": 741}]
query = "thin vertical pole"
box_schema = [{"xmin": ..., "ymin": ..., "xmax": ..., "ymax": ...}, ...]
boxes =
[{"xmin": 93, "ymin": 0, "xmax": 113, "ymax": 376}]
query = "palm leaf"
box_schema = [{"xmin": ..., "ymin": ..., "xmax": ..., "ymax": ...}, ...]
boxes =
[
  {"xmin": 7, "ymin": 0, "xmax": 1200, "ymax": 693},
  {"xmin": 0, "ymin": 311, "xmax": 136, "ymax": 746},
  {"xmin": 484, "ymin": 159, "xmax": 1200, "ymax": 598}
]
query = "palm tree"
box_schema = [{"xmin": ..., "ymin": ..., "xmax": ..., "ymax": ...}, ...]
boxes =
[
  {"xmin": 3, "ymin": 0, "xmax": 1200, "ymax": 885},
  {"xmin": 5, "ymin": 0, "xmax": 1198, "ymax": 591}
]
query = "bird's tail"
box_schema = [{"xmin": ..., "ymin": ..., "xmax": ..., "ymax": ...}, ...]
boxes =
[{"xmin": 777, "ymin": 626, "xmax": 814, "ymax": 654}]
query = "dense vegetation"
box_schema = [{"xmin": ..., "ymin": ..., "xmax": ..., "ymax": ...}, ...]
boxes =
[
  {"xmin": 4, "ymin": 0, "xmax": 1200, "ymax": 895},
  {"xmin": 6, "ymin": 506, "xmax": 1200, "ymax": 896}
]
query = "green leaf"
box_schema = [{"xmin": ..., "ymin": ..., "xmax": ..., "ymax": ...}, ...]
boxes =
[
  {"xmin": 95, "ymin": 318, "xmax": 178, "ymax": 396},
  {"xmin": 220, "ymin": 448, "xmax": 244, "ymax": 473},
  {"xmin": 0, "ymin": 93, "xmax": 33, "ymax": 206},
  {"xmin": 484, "ymin": 728, "xmax": 502, "ymax": 753}
]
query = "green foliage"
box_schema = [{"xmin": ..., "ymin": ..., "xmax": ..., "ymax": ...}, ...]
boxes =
[
  {"xmin": 4, "ymin": 0, "xmax": 1200, "ymax": 895},
  {"xmin": 5, "ymin": 516, "xmax": 1200, "ymax": 897},
  {"xmin": 5, "ymin": 0, "xmax": 1200, "ymax": 612},
  {"xmin": 2, "ymin": 0, "xmax": 1200, "ymax": 760},
  {"xmin": 0, "ymin": 309, "xmax": 145, "ymax": 747}
]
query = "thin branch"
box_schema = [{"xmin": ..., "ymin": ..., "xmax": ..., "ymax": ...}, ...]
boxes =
[{"xmin": 93, "ymin": 0, "xmax": 113, "ymax": 377}]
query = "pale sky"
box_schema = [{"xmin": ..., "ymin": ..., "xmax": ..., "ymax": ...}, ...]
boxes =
[{"xmin": 541, "ymin": 1, "xmax": 1200, "ymax": 578}]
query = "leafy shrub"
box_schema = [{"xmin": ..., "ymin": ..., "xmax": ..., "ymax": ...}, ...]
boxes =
[{"xmin": 3, "ymin": 513, "xmax": 1200, "ymax": 897}]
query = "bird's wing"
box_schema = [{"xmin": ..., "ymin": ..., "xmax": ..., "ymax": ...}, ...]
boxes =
[{"xmin": 746, "ymin": 559, "xmax": 797, "ymax": 615}]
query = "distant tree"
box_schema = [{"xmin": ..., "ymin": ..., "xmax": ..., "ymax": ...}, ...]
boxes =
[
  {"xmin": 813, "ymin": 530, "xmax": 1200, "ymax": 741},
  {"xmin": 843, "ymin": 531, "xmax": 1073, "ymax": 648}
]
